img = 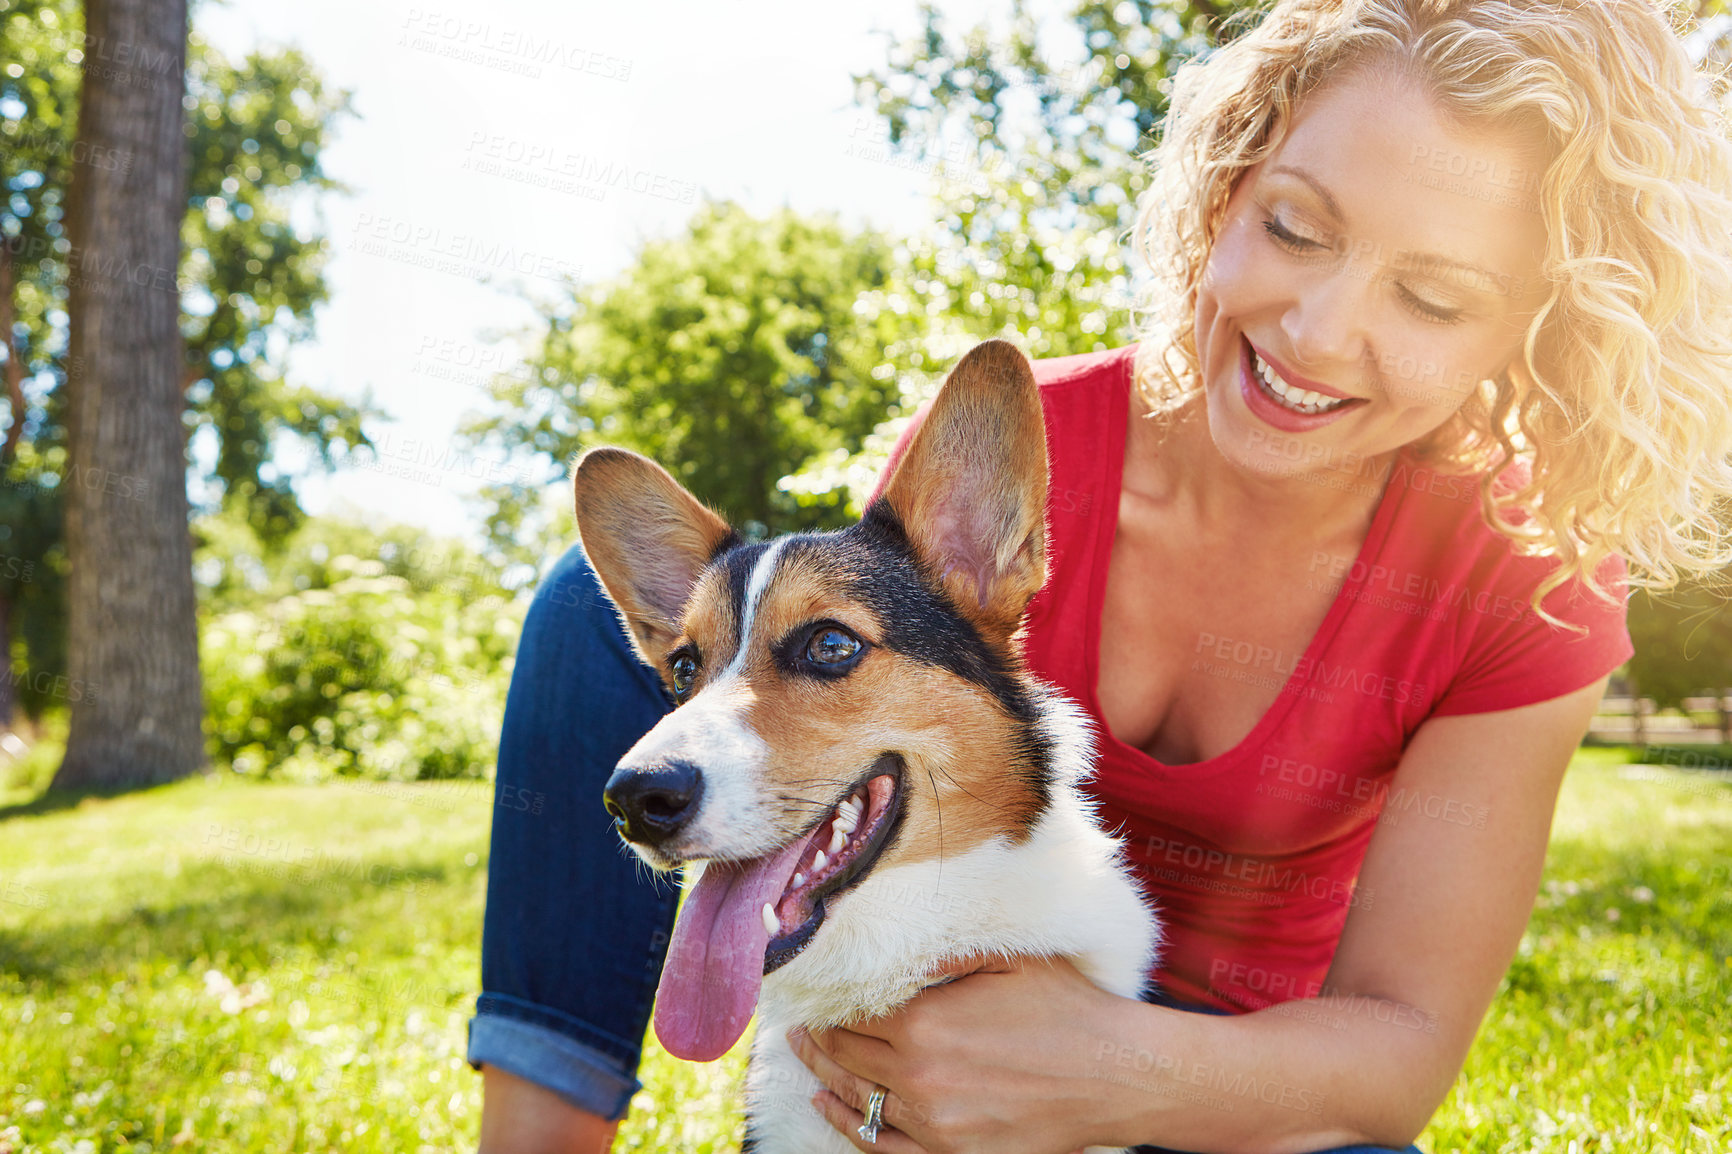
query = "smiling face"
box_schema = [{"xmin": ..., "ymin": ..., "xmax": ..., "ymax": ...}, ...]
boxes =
[{"xmin": 1194, "ymin": 62, "xmax": 1552, "ymax": 477}]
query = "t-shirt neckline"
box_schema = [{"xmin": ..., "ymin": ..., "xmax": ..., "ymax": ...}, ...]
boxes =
[{"xmin": 1085, "ymin": 364, "xmax": 1412, "ymax": 772}]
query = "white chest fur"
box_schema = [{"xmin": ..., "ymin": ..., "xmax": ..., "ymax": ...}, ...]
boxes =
[{"xmin": 737, "ymin": 771, "xmax": 1161, "ymax": 1154}]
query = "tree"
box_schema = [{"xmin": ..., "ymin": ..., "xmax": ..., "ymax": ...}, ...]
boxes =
[
  {"xmin": 53, "ymin": 0, "xmax": 201, "ymax": 786},
  {"xmin": 851, "ymin": 0, "xmax": 1244, "ymax": 361},
  {"xmin": 463, "ymin": 201, "xmax": 908, "ymax": 563},
  {"xmin": 1, "ymin": 0, "xmax": 369, "ymax": 748},
  {"xmin": 1626, "ymin": 584, "xmax": 1732, "ymax": 736}
]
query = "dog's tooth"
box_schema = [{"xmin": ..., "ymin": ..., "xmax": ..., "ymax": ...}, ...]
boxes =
[
  {"xmin": 761, "ymin": 902, "xmax": 778, "ymax": 936},
  {"xmin": 812, "ymin": 849, "xmax": 828, "ymax": 873},
  {"xmin": 793, "ymin": 872, "xmax": 806, "ymax": 888},
  {"xmin": 828, "ymin": 825, "xmax": 848, "ymax": 855},
  {"xmin": 834, "ymin": 811, "xmax": 857, "ymax": 835}
]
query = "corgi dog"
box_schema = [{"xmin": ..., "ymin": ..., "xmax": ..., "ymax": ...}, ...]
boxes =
[{"xmin": 577, "ymin": 339, "xmax": 1161, "ymax": 1154}]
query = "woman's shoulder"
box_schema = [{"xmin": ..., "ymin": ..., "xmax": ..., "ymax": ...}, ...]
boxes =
[{"xmin": 1382, "ymin": 450, "xmax": 1629, "ymax": 641}]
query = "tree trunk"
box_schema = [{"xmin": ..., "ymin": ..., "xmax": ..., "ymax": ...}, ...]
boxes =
[
  {"xmin": 52, "ymin": 0, "xmax": 204, "ymax": 789},
  {"xmin": 2, "ymin": 222, "xmax": 24, "ymax": 737},
  {"xmin": 0, "ymin": 592, "xmax": 13, "ymax": 733}
]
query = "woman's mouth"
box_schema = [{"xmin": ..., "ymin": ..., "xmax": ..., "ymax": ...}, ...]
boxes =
[{"xmin": 1237, "ymin": 337, "xmax": 1365, "ymax": 431}]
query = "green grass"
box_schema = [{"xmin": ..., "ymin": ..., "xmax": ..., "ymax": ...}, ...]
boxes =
[
  {"xmin": 1421, "ymin": 747, "xmax": 1732, "ymax": 1153},
  {"xmin": 0, "ymin": 774, "xmax": 493, "ymax": 1152},
  {"xmin": 0, "ymin": 750, "xmax": 1727, "ymax": 1152}
]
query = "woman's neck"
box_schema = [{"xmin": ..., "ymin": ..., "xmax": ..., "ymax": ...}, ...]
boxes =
[{"xmin": 1126, "ymin": 396, "xmax": 1398, "ymax": 551}]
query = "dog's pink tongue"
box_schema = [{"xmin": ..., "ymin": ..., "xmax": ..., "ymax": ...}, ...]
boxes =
[{"xmin": 654, "ymin": 835, "xmax": 814, "ymax": 1061}]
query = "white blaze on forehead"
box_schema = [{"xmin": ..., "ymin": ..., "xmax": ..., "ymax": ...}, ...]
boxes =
[
  {"xmin": 610, "ymin": 535, "xmax": 803, "ymax": 863},
  {"xmin": 724, "ymin": 535, "xmax": 794, "ymax": 679}
]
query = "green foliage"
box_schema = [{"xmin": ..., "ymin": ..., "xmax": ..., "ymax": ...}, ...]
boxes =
[
  {"xmin": 0, "ymin": 0, "xmax": 375, "ymax": 725},
  {"xmin": 0, "ymin": 444, "xmax": 67, "ymax": 716},
  {"xmin": 463, "ymin": 201, "xmax": 910, "ymax": 559},
  {"xmin": 1626, "ymin": 582, "xmax": 1732, "ymax": 710},
  {"xmin": 781, "ymin": 1, "xmax": 1256, "ymax": 516},
  {"xmin": 195, "ymin": 511, "xmax": 521, "ymax": 782},
  {"xmin": 851, "ymin": 0, "xmax": 1245, "ymax": 360},
  {"xmin": 179, "ymin": 35, "xmax": 377, "ymax": 541}
]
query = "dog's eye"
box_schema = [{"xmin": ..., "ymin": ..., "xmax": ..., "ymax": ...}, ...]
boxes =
[
  {"xmin": 806, "ymin": 627, "xmax": 862, "ymax": 666},
  {"xmin": 669, "ymin": 653, "xmax": 699, "ymax": 698}
]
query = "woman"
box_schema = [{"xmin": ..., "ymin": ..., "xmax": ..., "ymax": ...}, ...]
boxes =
[{"xmin": 466, "ymin": 0, "xmax": 1732, "ymax": 1150}]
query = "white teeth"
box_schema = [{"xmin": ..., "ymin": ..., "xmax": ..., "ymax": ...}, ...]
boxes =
[
  {"xmin": 836, "ymin": 797, "xmax": 862, "ymax": 833},
  {"xmin": 762, "ymin": 902, "xmax": 779, "ymax": 936},
  {"xmin": 812, "ymin": 849, "xmax": 828, "ymax": 873},
  {"xmin": 828, "ymin": 824, "xmax": 848, "ymax": 855},
  {"xmin": 1252, "ymin": 349, "xmax": 1349, "ymax": 415},
  {"xmin": 793, "ymin": 872, "xmax": 806, "ymax": 888}
]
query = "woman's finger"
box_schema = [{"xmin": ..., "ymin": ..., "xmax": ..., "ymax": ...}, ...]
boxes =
[
  {"xmin": 789, "ymin": 1027, "xmax": 888, "ymax": 1115},
  {"xmin": 812, "ymin": 1087, "xmax": 930, "ymax": 1154}
]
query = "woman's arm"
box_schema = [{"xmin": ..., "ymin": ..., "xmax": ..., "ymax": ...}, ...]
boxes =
[{"xmin": 794, "ymin": 674, "xmax": 1609, "ymax": 1153}]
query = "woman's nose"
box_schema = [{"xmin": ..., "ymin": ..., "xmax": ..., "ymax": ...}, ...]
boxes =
[{"xmin": 1281, "ymin": 257, "xmax": 1375, "ymax": 371}]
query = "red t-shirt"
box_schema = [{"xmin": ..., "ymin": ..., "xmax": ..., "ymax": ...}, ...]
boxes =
[{"xmin": 880, "ymin": 344, "xmax": 1633, "ymax": 1012}]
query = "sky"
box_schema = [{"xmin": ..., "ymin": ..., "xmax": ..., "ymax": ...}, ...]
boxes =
[{"xmin": 189, "ymin": 0, "xmax": 1010, "ymax": 547}]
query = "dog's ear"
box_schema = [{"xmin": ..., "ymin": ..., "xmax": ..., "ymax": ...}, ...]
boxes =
[
  {"xmin": 574, "ymin": 447, "xmax": 736, "ymax": 666},
  {"xmin": 875, "ymin": 339, "xmax": 1047, "ymax": 640}
]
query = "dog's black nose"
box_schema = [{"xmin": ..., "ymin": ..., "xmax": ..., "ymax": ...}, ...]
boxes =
[{"xmin": 603, "ymin": 762, "xmax": 704, "ymax": 846}]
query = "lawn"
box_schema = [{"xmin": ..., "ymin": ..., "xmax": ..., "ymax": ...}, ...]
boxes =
[{"xmin": 0, "ymin": 748, "xmax": 1726, "ymax": 1152}]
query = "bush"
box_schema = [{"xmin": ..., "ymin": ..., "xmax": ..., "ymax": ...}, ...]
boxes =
[{"xmin": 202, "ymin": 554, "xmax": 523, "ymax": 782}]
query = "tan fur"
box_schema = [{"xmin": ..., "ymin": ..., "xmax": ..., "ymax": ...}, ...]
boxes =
[
  {"xmin": 696, "ymin": 549, "xmax": 1046, "ymax": 862},
  {"xmin": 668, "ymin": 567, "xmax": 741, "ymax": 694},
  {"xmin": 573, "ymin": 446, "xmax": 734, "ymax": 666},
  {"xmin": 879, "ymin": 340, "xmax": 1049, "ymax": 645}
]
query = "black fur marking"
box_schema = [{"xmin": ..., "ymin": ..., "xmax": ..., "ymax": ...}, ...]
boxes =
[
  {"xmin": 707, "ymin": 527, "xmax": 745, "ymax": 564},
  {"xmin": 697, "ymin": 515, "xmax": 1056, "ymax": 839},
  {"xmin": 782, "ymin": 505, "xmax": 1056, "ymax": 836}
]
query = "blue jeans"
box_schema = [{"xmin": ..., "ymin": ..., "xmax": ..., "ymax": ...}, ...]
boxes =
[{"xmin": 467, "ymin": 544, "xmax": 1424, "ymax": 1154}]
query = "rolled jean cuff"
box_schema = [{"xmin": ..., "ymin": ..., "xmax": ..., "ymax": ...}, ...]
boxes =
[{"xmin": 467, "ymin": 992, "xmax": 642, "ymax": 1121}]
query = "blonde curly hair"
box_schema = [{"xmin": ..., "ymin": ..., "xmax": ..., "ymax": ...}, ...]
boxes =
[{"xmin": 1132, "ymin": 0, "xmax": 1732, "ymax": 616}]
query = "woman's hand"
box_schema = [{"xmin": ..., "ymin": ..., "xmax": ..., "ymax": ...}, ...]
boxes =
[{"xmin": 785, "ymin": 952, "xmax": 1134, "ymax": 1154}]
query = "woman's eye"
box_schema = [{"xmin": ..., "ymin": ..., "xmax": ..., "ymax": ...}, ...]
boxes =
[
  {"xmin": 1396, "ymin": 285, "xmax": 1464, "ymax": 324},
  {"xmin": 1262, "ymin": 217, "xmax": 1321, "ymax": 252},
  {"xmin": 670, "ymin": 653, "xmax": 698, "ymax": 696},
  {"xmin": 805, "ymin": 627, "xmax": 862, "ymax": 666}
]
